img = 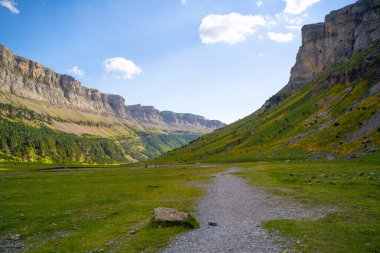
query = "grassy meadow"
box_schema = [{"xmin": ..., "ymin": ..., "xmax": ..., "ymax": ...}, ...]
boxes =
[
  {"xmin": 237, "ymin": 159, "xmax": 380, "ymax": 252},
  {"xmin": 0, "ymin": 158, "xmax": 379, "ymax": 252},
  {"xmin": 0, "ymin": 164, "xmax": 225, "ymax": 252}
]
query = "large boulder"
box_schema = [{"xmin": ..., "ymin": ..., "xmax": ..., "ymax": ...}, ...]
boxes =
[
  {"xmin": 152, "ymin": 207, "xmax": 199, "ymax": 229},
  {"xmin": 154, "ymin": 207, "xmax": 189, "ymax": 222}
]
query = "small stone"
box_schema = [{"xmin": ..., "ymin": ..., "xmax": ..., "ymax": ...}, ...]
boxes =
[
  {"xmin": 15, "ymin": 243, "xmax": 23, "ymax": 249},
  {"xmin": 10, "ymin": 234, "xmax": 20, "ymax": 241},
  {"xmin": 357, "ymin": 172, "xmax": 364, "ymax": 176},
  {"xmin": 146, "ymin": 184, "xmax": 159, "ymax": 188},
  {"xmin": 99, "ymin": 249, "xmax": 104, "ymax": 252},
  {"xmin": 105, "ymin": 241, "xmax": 113, "ymax": 246},
  {"xmin": 128, "ymin": 231, "xmax": 136, "ymax": 235},
  {"xmin": 208, "ymin": 222, "xmax": 217, "ymax": 226}
]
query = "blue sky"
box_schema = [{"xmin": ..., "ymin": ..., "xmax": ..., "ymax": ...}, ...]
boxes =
[{"xmin": 0, "ymin": 0, "xmax": 356, "ymax": 123}]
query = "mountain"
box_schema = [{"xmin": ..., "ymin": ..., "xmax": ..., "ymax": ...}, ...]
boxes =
[
  {"xmin": 155, "ymin": 0, "xmax": 380, "ymax": 164},
  {"xmin": 0, "ymin": 45, "xmax": 225, "ymax": 163},
  {"xmin": 127, "ymin": 104, "xmax": 225, "ymax": 134}
]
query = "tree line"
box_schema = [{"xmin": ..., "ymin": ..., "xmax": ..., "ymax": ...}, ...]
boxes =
[{"xmin": 0, "ymin": 118, "xmax": 128, "ymax": 164}]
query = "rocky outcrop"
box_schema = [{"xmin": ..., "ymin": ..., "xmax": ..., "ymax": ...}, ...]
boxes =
[
  {"xmin": 127, "ymin": 104, "xmax": 226, "ymax": 132},
  {"xmin": 286, "ymin": 0, "xmax": 380, "ymax": 92},
  {"xmin": 0, "ymin": 45, "xmax": 130, "ymax": 118},
  {"xmin": 0, "ymin": 45, "xmax": 225, "ymax": 134}
]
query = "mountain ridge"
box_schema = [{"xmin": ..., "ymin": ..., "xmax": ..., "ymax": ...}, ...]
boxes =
[
  {"xmin": 154, "ymin": 0, "xmax": 380, "ymax": 163},
  {"xmin": 0, "ymin": 45, "xmax": 225, "ymax": 163},
  {"xmin": 127, "ymin": 104, "xmax": 225, "ymax": 134},
  {"xmin": 0, "ymin": 44, "xmax": 225, "ymax": 134}
]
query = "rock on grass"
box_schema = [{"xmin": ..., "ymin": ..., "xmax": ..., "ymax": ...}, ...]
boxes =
[{"xmin": 151, "ymin": 207, "xmax": 199, "ymax": 229}]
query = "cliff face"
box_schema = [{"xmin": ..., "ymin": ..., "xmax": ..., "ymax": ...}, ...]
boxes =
[
  {"xmin": 0, "ymin": 45, "xmax": 130, "ymax": 118},
  {"xmin": 286, "ymin": 0, "xmax": 380, "ymax": 91},
  {"xmin": 127, "ymin": 104, "xmax": 226, "ymax": 132},
  {"xmin": 0, "ymin": 45, "xmax": 225, "ymax": 134}
]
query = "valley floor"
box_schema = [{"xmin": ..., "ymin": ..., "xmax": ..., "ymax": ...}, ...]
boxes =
[{"xmin": 0, "ymin": 160, "xmax": 379, "ymax": 252}]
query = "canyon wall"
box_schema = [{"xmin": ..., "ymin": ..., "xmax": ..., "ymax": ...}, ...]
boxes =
[
  {"xmin": 0, "ymin": 45, "xmax": 225, "ymax": 133},
  {"xmin": 0, "ymin": 45, "xmax": 130, "ymax": 118},
  {"xmin": 286, "ymin": 0, "xmax": 380, "ymax": 91}
]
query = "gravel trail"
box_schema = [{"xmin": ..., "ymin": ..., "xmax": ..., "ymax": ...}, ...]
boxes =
[{"xmin": 161, "ymin": 168, "xmax": 324, "ymax": 253}]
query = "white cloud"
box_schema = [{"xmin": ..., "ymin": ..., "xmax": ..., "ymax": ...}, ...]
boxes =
[
  {"xmin": 286, "ymin": 25, "xmax": 302, "ymax": 30},
  {"xmin": 256, "ymin": 1, "xmax": 263, "ymax": 7},
  {"xmin": 0, "ymin": 0, "xmax": 19, "ymax": 14},
  {"xmin": 199, "ymin": 13, "xmax": 272, "ymax": 44},
  {"xmin": 283, "ymin": 0, "xmax": 320, "ymax": 15},
  {"xmin": 181, "ymin": 0, "xmax": 186, "ymax": 5},
  {"xmin": 68, "ymin": 66, "xmax": 85, "ymax": 77},
  {"xmin": 103, "ymin": 57, "xmax": 142, "ymax": 79},
  {"xmin": 267, "ymin": 32, "xmax": 294, "ymax": 43},
  {"xmin": 275, "ymin": 13, "xmax": 307, "ymax": 25},
  {"xmin": 275, "ymin": 13, "xmax": 307, "ymax": 31}
]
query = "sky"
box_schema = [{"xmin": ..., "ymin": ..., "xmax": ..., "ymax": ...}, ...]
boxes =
[{"xmin": 0, "ymin": 0, "xmax": 356, "ymax": 124}]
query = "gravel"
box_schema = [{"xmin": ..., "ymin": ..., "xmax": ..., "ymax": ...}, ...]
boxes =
[{"xmin": 161, "ymin": 168, "xmax": 328, "ymax": 253}]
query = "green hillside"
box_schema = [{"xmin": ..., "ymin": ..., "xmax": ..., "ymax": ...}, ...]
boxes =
[
  {"xmin": 154, "ymin": 40, "xmax": 380, "ymax": 164},
  {"xmin": 0, "ymin": 102, "xmax": 199, "ymax": 164}
]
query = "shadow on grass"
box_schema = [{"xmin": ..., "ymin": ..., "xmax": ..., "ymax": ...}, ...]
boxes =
[{"xmin": 147, "ymin": 214, "xmax": 200, "ymax": 230}]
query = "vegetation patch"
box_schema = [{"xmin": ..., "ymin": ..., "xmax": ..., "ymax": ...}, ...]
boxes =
[
  {"xmin": 0, "ymin": 164, "xmax": 224, "ymax": 252},
  {"xmin": 236, "ymin": 161, "xmax": 380, "ymax": 252}
]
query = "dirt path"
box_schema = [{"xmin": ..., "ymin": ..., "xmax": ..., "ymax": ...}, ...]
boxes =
[{"xmin": 161, "ymin": 168, "xmax": 322, "ymax": 253}]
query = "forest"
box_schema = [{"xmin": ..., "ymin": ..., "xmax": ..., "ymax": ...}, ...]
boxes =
[{"xmin": 0, "ymin": 118, "xmax": 128, "ymax": 164}]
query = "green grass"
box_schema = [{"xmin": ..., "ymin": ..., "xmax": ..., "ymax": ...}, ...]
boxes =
[
  {"xmin": 236, "ymin": 160, "xmax": 380, "ymax": 253},
  {"xmin": 1, "ymin": 161, "xmax": 379, "ymax": 252},
  {"xmin": 0, "ymin": 164, "xmax": 225, "ymax": 252}
]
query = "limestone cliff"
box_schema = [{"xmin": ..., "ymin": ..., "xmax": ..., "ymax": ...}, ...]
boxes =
[
  {"xmin": 127, "ymin": 104, "xmax": 226, "ymax": 133},
  {"xmin": 285, "ymin": 0, "xmax": 380, "ymax": 92},
  {"xmin": 0, "ymin": 45, "xmax": 131, "ymax": 119},
  {"xmin": 0, "ymin": 45, "xmax": 225, "ymax": 135}
]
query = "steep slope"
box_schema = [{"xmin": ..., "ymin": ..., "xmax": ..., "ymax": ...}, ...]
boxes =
[
  {"xmin": 0, "ymin": 46, "xmax": 225, "ymax": 163},
  {"xmin": 155, "ymin": 0, "xmax": 380, "ymax": 163}
]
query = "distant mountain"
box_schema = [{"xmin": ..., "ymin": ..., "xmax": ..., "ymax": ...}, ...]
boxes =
[
  {"xmin": 127, "ymin": 104, "xmax": 225, "ymax": 134},
  {"xmin": 0, "ymin": 45, "xmax": 225, "ymax": 163},
  {"xmin": 155, "ymin": 0, "xmax": 380, "ymax": 163}
]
